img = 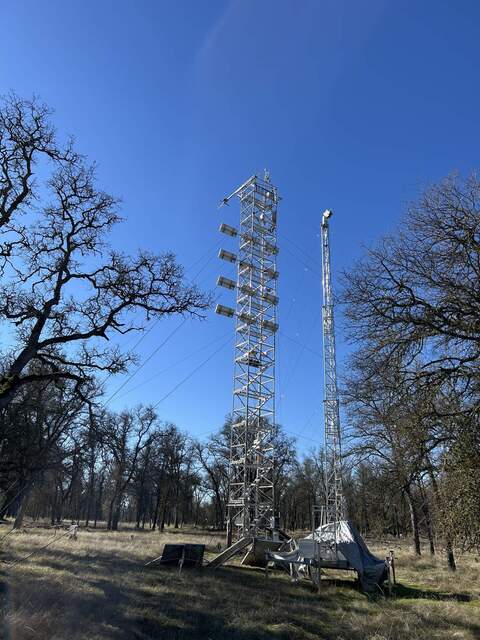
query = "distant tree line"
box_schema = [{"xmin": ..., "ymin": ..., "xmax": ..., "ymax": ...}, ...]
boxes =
[
  {"xmin": 0, "ymin": 374, "xmax": 449, "ymax": 552},
  {"xmin": 1, "ymin": 95, "xmax": 479, "ymax": 571},
  {"xmin": 0, "ymin": 373, "xmax": 427, "ymax": 542}
]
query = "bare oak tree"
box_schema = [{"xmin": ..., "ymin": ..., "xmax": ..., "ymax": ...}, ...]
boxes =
[
  {"xmin": 341, "ymin": 174, "xmax": 480, "ymax": 568},
  {"xmin": 342, "ymin": 173, "xmax": 480, "ymax": 394},
  {"xmin": 0, "ymin": 94, "xmax": 75, "ymax": 258},
  {"xmin": 0, "ymin": 95, "xmax": 210, "ymax": 409}
]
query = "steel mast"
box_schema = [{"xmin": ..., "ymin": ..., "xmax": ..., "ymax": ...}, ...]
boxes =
[
  {"xmin": 321, "ymin": 209, "xmax": 346, "ymax": 524},
  {"xmin": 216, "ymin": 171, "xmax": 279, "ymax": 542}
]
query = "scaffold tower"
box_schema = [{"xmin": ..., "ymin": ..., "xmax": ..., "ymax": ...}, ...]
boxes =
[
  {"xmin": 321, "ymin": 210, "xmax": 346, "ymax": 524},
  {"xmin": 216, "ymin": 172, "xmax": 279, "ymax": 541}
]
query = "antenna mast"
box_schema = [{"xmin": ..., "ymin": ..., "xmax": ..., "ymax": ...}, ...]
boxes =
[
  {"xmin": 216, "ymin": 171, "xmax": 279, "ymax": 541},
  {"xmin": 321, "ymin": 210, "xmax": 346, "ymax": 524}
]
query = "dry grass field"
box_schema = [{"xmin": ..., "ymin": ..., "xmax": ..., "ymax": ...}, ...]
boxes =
[{"xmin": 1, "ymin": 522, "xmax": 480, "ymax": 640}]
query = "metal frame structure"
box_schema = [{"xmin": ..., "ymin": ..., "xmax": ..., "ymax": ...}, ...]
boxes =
[
  {"xmin": 321, "ymin": 210, "xmax": 346, "ymax": 524},
  {"xmin": 216, "ymin": 172, "xmax": 279, "ymax": 541}
]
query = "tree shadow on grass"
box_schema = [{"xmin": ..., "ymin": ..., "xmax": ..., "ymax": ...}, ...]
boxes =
[
  {"xmin": 3, "ymin": 546, "xmax": 480, "ymax": 640},
  {"xmin": 394, "ymin": 582, "xmax": 473, "ymax": 602},
  {"xmin": 0, "ymin": 573, "xmax": 12, "ymax": 640},
  {"xmin": 4, "ymin": 548, "xmax": 293, "ymax": 640}
]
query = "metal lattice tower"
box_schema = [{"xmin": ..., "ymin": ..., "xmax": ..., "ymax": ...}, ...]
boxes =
[
  {"xmin": 321, "ymin": 210, "xmax": 346, "ymax": 524},
  {"xmin": 215, "ymin": 172, "xmax": 279, "ymax": 541}
]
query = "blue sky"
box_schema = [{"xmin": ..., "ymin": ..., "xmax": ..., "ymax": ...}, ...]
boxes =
[{"xmin": 2, "ymin": 1, "xmax": 480, "ymax": 451}]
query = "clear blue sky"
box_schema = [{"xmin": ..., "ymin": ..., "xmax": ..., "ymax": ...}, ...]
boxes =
[{"xmin": 2, "ymin": 1, "xmax": 479, "ymax": 450}]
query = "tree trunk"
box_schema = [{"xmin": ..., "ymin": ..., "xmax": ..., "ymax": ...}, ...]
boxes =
[
  {"xmin": 426, "ymin": 464, "xmax": 456, "ymax": 570},
  {"xmin": 85, "ymin": 469, "xmax": 95, "ymax": 527},
  {"xmin": 112, "ymin": 505, "xmax": 121, "ymax": 531},
  {"xmin": 0, "ymin": 484, "xmax": 23, "ymax": 519},
  {"xmin": 51, "ymin": 485, "xmax": 58, "ymax": 525},
  {"xmin": 419, "ymin": 481, "xmax": 435, "ymax": 555},
  {"xmin": 160, "ymin": 489, "xmax": 170, "ymax": 532},
  {"xmin": 13, "ymin": 484, "xmax": 31, "ymax": 529},
  {"xmin": 151, "ymin": 486, "xmax": 162, "ymax": 531},
  {"xmin": 392, "ymin": 504, "xmax": 400, "ymax": 538},
  {"xmin": 404, "ymin": 485, "xmax": 421, "ymax": 555},
  {"xmin": 135, "ymin": 502, "xmax": 142, "ymax": 529},
  {"xmin": 446, "ymin": 540, "xmax": 456, "ymax": 571},
  {"xmin": 142, "ymin": 497, "xmax": 149, "ymax": 529},
  {"xmin": 94, "ymin": 477, "xmax": 104, "ymax": 529},
  {"xmin": 107, "ymin": 497, "xmax": 115, "ymax": 530}
]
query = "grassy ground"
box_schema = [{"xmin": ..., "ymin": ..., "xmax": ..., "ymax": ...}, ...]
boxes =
[{"xmin": 1, "ymin": 523, "xmax": 479, "ymax": 640}]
